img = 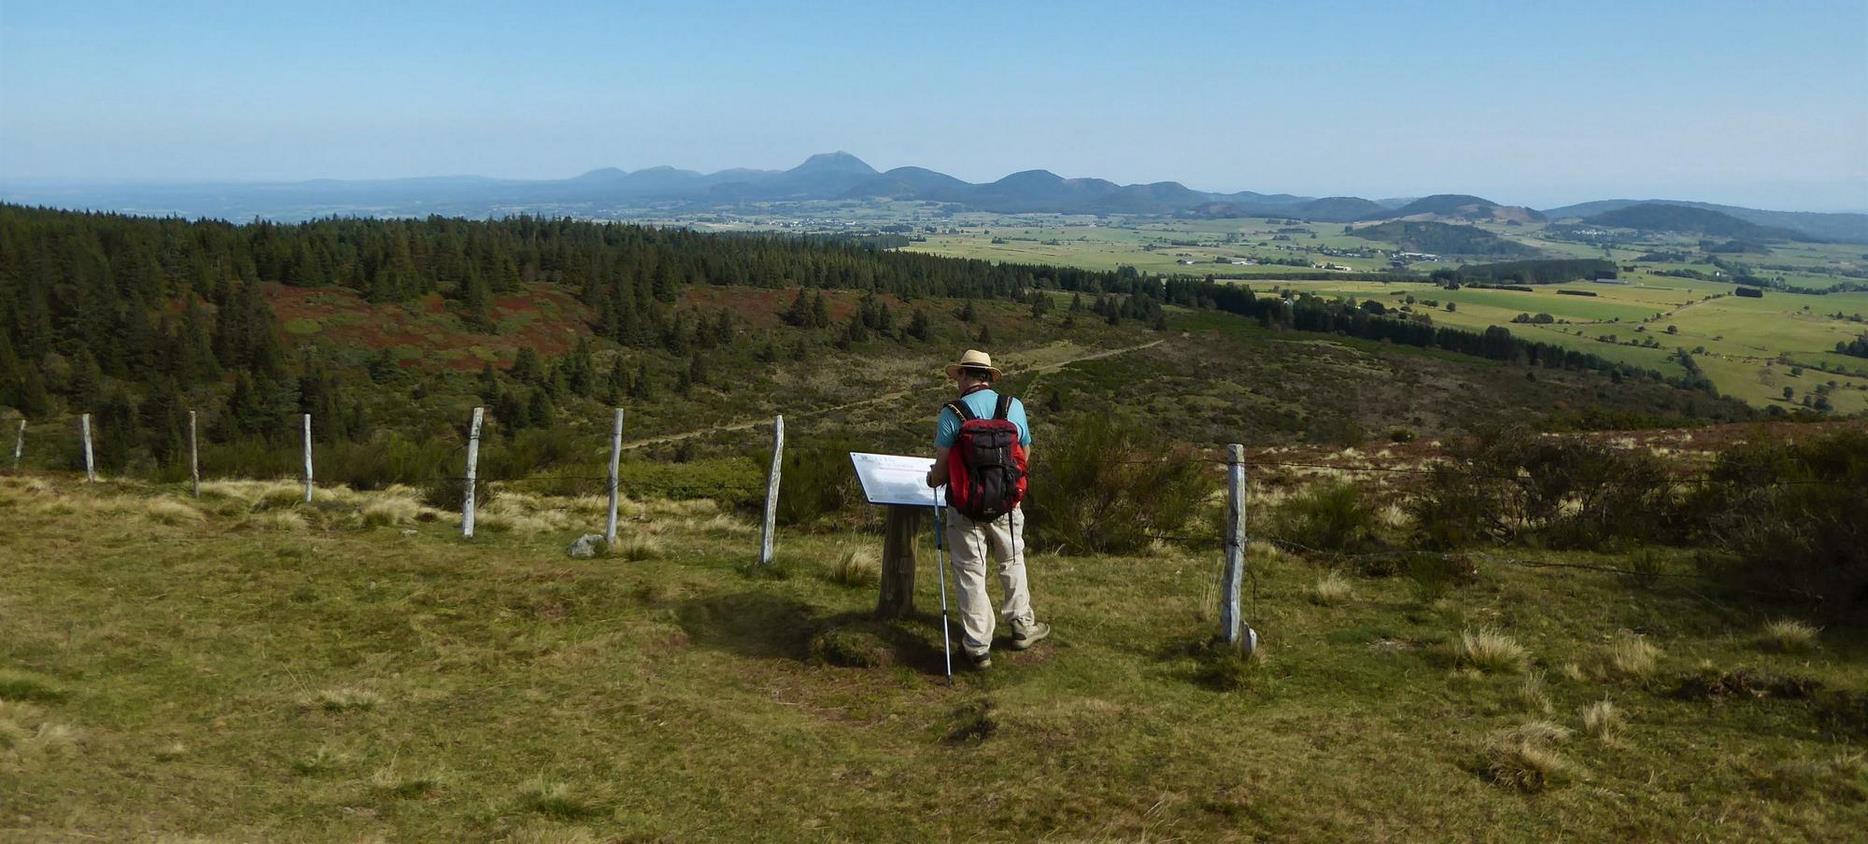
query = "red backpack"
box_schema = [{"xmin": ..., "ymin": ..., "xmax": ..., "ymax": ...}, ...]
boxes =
[{"xmin": 945, "ymin": 393, "xmax": 1028, "ymax": 521}]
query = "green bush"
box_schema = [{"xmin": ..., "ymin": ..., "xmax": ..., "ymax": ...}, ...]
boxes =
[
  {"xmin": 1269, "ymin": 481, "xmax": 1380, "ymax": 554},
  {"xmin": 1695, "ymin": 430, "xmax": 1868, "ymax": 611},
  {"xmin": 1409, "ymin": 428, "xmax": 1679, "ymax": 550},
  {"xmin": 1024, "ymin": 414, "xmax": 1215, "ymax": 555},
  {"xmin": 620, "ymin": 457, "xmax": 762, "ymax": 504},
  {"xmin": 776, "ymin": 445, "xmax": 863, "ymax": 527}
]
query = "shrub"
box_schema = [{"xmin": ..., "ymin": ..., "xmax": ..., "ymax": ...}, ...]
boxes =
[
  {"xmin": 1270, "ymin": 481, "xmax": 1380, "ymax": 555},
  {"xmin": 1411, "ymin": 428, "xmax": 1678, "ymax": 550},
  {"xmin": 1025, "ymin": 414, "xmax": 1215, "ymax": 555},
  {"xmin": 776, "ymin": 445, "xmax": 862, "ymax": 527},
  {"xmin": 424, "ymin": 475, "xmax": 494, "ymax": 513},
  {"xmin": 1695, "ymin": 430, "xmax": 1868, "ymax": 611}
]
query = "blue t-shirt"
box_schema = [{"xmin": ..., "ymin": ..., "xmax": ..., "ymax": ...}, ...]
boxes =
[{"xmin": 935, "ymin": 388, "xmax": 1031, "ymax": 449}]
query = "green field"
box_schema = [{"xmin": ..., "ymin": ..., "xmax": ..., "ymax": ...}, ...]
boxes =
[
  {"xmin": 3, "ymin": 468, "xmax": 1865, "ymax": 841},
  {"xmin": 1270, "ymin": 276, "xmax": 1868, "ymax": 413}
]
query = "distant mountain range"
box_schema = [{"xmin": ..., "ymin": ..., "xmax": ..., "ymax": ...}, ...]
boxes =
[{"xmin": 4, "ymin": 151, "xmax": 1864, "ymax": 242}]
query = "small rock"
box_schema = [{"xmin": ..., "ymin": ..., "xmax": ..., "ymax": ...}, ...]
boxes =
[{"xmin": 568, "ymin": 533, "xmax": 606, "ymax": 559}]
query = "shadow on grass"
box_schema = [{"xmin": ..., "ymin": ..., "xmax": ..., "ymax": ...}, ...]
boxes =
[
  {"xmin": 663, "ymin": 591, "xmax": 952, "ymax": 678},
  {"xmin": 807, "ymin": 610, "xmax": 952, "ymax": 677},
  {"xmin": 671, "ymin": 591, "xmax": 820, "ymax": 661}
]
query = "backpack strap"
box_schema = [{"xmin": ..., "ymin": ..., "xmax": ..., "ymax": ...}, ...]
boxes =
[
  {"xmin": 993, "ymin": 394, "xmax": 1014, "ymax": 421},
  {"xmin": 945, "ymin": 399, "xmax": 977, "ymax": 422}
]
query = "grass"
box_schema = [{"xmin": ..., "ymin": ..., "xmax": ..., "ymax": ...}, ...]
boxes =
[
  {"xmin": 828, "ymin": 546, "xmax": 880, "ymax": 588},
  {"xmin": 1481, "ymin": 721, "xmax": 1581, "ymax": 793},
  {"xmin": 1604, "ymin": 632, "xmax": 1662, "ymax": 680},
  {"xmin": 1582, "ymin": 699, "xmax": 1625, "ymax": 745},
  {"xmin": 1310, "ymin": 571, "xmax": 1353, "ymax": 606},
  {"xmin": 1760, "ymin": 619, "xmax": 1821, "ymax": 653},
  {"xmin": 1457, "ymin": 628, "xmax": 1532, "ymax": 674},
  {"xmin": 2, "ymin": 474, "xmax": 1866, "ymax": 839}
]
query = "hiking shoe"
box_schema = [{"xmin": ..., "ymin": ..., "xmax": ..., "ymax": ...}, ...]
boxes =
[
  {"xmin": 967, "ymin": 651, "xmax": 993, "ymax": 670},
  {"xmin": 1009, "ymin": 621, "xmax": 1052, "ymax": 651}
]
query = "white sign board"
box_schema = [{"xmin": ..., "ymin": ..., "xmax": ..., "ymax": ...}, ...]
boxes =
[{"xmin": 849, "ymin": 452, "xmax": 940, "ymax": 507}]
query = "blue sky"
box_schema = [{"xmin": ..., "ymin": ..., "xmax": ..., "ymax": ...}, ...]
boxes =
[{"xmin": 2, "ymin": 0, "xmax": 1864, "ymax": 209}]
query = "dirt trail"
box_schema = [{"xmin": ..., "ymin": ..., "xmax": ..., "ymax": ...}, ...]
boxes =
[{"xmin": 619, "ymin": 339, "xmax": 1164, "ymax": 450}]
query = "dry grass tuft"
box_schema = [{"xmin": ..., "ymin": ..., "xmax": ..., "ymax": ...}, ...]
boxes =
[
  {"xmin": 514, "ymin": 777, "xmax": 605, "ymax": 819},
  {"xmin": 1456, "ymin": 628, "xmax": 1531, "ymax": 674},
  {"xmin": 1310, "ymin": 571, "xmax": 1353, "ymax": 606},
  {"xmin": 1604, "ymin": 632, "xmax": 1661, "ymax": 680},
  {"xmin": 1517, "ymin": 671, "xmax": 1552, "ymax": 714},
  {"xmin": 1482, "ymin": 720, "xmax": 1580, "ymax": 792},
  {"xmin": 503, "ymin": 824, "xmax": 601, "ymax": 844},
  {"xmin": 312, "ymin": 686, "xmax": 382, "ymax": 712},
  {"xmin": 0, "ymin": 700, "xmax": 78, "ymax": 767},
  {"xmin": 1758, "ymin": 619, "xmax": 1820, "ymax": 654},
  {"xmin": 829, "ymin": 547, "xmax": 880, "ymax": 588},
  {"xmin": 290, "ymin": 745, "xmax": 349, "ymax": 776},
  {"xmin": 361, "ymin": 496, "xmax": 422, "ymax": 527},
  {"xmin": 611, "ymin": 534, "xmax": 664, "ymax": 562},
  {"xmin": 244, "ymin": 510, "xmax": 307, "ymax": 532},
  {"xmin": 143, "ymin": 497, "xmax": 206, "ymax": 525},
  {"xmin": 371, "ymin": 761, "xmax": 445, "ymax": 798},
  {"xmin": 1582, "ymin": 699, "xmax": 1625, "ymax": 745}
]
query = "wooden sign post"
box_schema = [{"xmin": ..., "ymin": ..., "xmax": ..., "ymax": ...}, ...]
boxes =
[{"xmin": 877, "ymin": 505, "xmax": 921, "ymax": 618}]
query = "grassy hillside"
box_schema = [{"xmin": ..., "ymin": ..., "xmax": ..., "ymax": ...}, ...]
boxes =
[
  {"xmin": 1346, "ymin": 221, "xmax": 1538, "ymax": 257},
  {"xmin": 2, "ymin": 466, "xmax": 1863, "ymax": 841},
  {"xmin": 1585, "ymin": 203, "xmax": 1808, "ymax": 241}
]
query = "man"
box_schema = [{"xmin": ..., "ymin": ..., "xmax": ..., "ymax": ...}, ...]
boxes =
[{"xmin": 925, "ymin": 349, "xmax": 1051, "ymax": 669}]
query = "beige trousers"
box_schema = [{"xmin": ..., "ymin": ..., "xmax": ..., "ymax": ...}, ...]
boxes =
[{"xmin": 942, "ymin": 505, "xmax": 1035, "ymax": 657}]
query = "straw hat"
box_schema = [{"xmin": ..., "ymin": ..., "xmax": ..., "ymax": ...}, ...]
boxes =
[{"xmin": 943, "ymin": 349, "xmax": 1002, "ymax": 380}]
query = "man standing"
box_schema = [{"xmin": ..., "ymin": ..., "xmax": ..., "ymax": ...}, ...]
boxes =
[{"xmin": 925, "ymin": 349, "xmax": 1051, "ymax": 669}]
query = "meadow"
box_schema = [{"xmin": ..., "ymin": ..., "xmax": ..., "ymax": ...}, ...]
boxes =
[
  {"xmin": 878, "ymin": 209, "xmax": 1868, "ymax": 414},
  {"xmin": 2, "ymin": 462, "xmax": 1864, "ymax": 841}
]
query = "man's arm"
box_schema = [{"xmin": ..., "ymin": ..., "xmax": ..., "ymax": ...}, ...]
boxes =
[{"xmin": 926, "ymin": 447, "xmax": 950, "ymax": 488}]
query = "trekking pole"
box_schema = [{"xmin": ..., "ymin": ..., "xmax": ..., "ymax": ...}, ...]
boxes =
[{"xmin": 932, "ymin": 486, "xmax": 954, "ymax": 686}]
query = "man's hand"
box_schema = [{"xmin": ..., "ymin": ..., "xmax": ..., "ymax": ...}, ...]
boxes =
[{"xmin": 926, "ymin": 448, "xmax": 950, "ymax": 488}]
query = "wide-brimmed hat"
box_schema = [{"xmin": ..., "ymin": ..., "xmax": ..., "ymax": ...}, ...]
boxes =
[{"xmin": 943, "ymin": 349, "xmax": 1002, "ymax": 380}]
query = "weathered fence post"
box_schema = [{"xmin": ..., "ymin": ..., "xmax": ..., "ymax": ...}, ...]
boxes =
[
  {"xmin": 12, "ymin": 419, "xmax": 23, "ymax": 470},
  {"xmin": 301, "ymin": 413, "xmax": 314, "ymax": 503},
  {"xmin": 188, "ymin": 410, "xmax": 200, "ymax": 498},
  {"xmin": 876, "ymin": 505, "xmax": 921, "ymax": 618},
  {"xmin": 605, "ymin": 407, "xmax": 625, "ymax": 543},
  {"xmin": 462, "ymin": 407, "xmax": 483, "ymax": 538},
  {"xmin": 1222, "ymin": 443, "xmax": 1256, "ymax": 654},
  {"xmin": 80, "ymin": 413, "xmax": 96, "ymax": 482},
  {"xmin": 758, "ymin": 415, "xmax": 784, "ymax": 566}
]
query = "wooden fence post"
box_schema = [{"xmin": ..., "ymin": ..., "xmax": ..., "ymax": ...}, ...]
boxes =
[
  {"xmin": 80, "ymin": 413, "xmax": 96, "ymax": 482},
  {"xmin": 758, "ymin": 415, "xmax": 784, "ymax": 566},
  {"xmin": 188, "ymin": 411, "xmax": 200, "ymax": 497},
  {"xmin": 301, "ymin": 413, "xmax": 314, "ymax": 503},
  {"xmin": 12, "ymin": 419, "xmax": 23, "ymax": 470},
  {"xmin": 463, "ymin": 407, "xmax": 483, "ymax": 538},
  {"xmin": 1221, "ymin": 443, "xmax": 1255, "ymax": 654},
  {"xmin": 605, "ymin": 407, "xmax": 625, "ymax": 543},
  {"xmin": 876, "ymin": 505, "xmax": 921, "ymax": 618}
]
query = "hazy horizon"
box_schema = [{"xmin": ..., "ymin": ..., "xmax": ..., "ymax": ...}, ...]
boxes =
[{"xmin": 2, "ymin": 1, "xmax": 1864, "ymax": 211}]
